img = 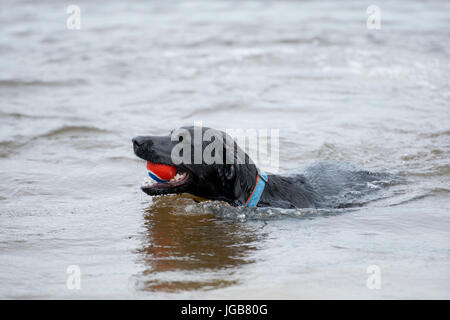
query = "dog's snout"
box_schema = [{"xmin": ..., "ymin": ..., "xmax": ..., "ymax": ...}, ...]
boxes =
[{"xmin": 132, "ymin": 136, "xmax": 146, "ymax": 147}]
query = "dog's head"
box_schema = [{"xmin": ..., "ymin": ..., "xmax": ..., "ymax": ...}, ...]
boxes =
[{"xmin": 132, "ymin": 126, "xmax": 258, "ymax": 206}]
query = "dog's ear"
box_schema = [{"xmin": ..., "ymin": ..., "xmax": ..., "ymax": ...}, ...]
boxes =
[
  {"xmin": 218, "ymin": 137, "xmax": 236, "ymax": 183},
  {"xmin": 223, "ymin": 164, "xmax": 235, "ymax": 180},
  {"xmin": 217, "ymin": 135, "xmax": 253, "ymax": 205},
  {"xmin": 218, "ymin": 163, "xmax": 243, "ymax": 201},
  {"xmin": 218, "ymin": 164, "xmax": 236, "ymax": 185},
  {"xmin": 231, "ymin": 164, "xmax": 243, "ymax": 200}
]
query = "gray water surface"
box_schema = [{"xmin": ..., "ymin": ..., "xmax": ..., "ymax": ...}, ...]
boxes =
[{"xmin": 0, "ymin": 0, "xmax": 449, "ymax": 299}]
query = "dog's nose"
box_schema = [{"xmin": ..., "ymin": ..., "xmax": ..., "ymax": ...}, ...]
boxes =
[{"xmin": 132, "ymin": 136, "xmax": 146, "ymax": 147}]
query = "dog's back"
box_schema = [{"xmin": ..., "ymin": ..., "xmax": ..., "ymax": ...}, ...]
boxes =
[{"xmin": 301, "ymin": 161, "xmax": 395, "ymax": 208}]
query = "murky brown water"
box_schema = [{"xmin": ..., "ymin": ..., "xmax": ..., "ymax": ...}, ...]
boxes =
[{"xmin": 0, "ymin": 0, "xmax": 449, "ymax": 298}]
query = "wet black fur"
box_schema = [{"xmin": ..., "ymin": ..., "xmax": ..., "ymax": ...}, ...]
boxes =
[{"xmin": 133, "ymin": 126, "xmax": 389, "ymax": 209}]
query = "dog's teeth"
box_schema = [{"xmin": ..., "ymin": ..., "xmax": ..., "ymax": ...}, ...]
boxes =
[
  {"xmin": 142, "ymin": 171, "xmax": 186, "ymax": 188},
  {"xmin": 143, "ymin": 176, "xmax": 158, "ymax": 187}
]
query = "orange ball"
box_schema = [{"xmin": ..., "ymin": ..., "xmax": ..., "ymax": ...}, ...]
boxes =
[{"xmin": 147, "ymin": 162, "xmax": 177, "ymax": 182}]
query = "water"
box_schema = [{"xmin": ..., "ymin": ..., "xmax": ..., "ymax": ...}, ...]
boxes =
[{"xmin": 0, "ymin": 0, "xmax": 449, "ymax": 299}]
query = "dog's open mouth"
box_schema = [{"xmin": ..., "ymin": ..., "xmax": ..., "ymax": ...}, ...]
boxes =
[{"xmin": 141, "ymin": 162, "xmax": 191, "ymax": 196}]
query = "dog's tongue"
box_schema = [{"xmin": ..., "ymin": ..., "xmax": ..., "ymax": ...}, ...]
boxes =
[{"xmin": 146, "ymin": 161, "xmax": 177, "ymax": 181}]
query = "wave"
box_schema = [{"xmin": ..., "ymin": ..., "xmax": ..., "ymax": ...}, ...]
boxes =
[
  {"xmin": 147, "ymin": 197, "xmax": 361, "ymax": 221},
  {"xmin": 388, "ymin": 188, "xmax": 450, "ymax": 206},
  {"xmin": 183, "ymin": 102, "xmax": 246, "ymax": 118},
  {"xmin": 0, "ymin": 111, "xmax": 70, "ymax": 120},
  {"xmin": 0, "ymin": 79, "xmax": 88, "ymax": 88},
  {"xmin": 175, "ymin": 35, "xmax": 335, "ymax": 49},
  {"xmin": 36, "ymin": 125, "xmax": 111, "ymax": 139},
  {"xmin": 0, "ymin": 125, "xmax": 112, "ymax": 158},
  {"xmin": 419, "ymin": 130, "xmax": 450, "ymax": 138}
]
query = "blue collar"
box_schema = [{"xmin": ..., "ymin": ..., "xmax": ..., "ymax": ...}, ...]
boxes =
[{"xmin": 245, "ymin": 169, "xmax": 268, "ymax": 207}]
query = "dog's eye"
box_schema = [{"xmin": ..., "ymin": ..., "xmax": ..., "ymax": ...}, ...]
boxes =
[{"xmin": 178, "ymin": 136, "xmax": 183, "ymax": 142}]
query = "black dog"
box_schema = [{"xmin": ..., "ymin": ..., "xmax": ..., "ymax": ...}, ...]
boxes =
[{"xmin": 133, "ymin": 126, "xmax": 388, "ymax": 209}]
